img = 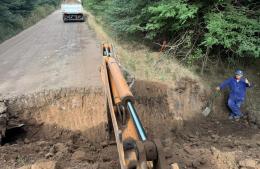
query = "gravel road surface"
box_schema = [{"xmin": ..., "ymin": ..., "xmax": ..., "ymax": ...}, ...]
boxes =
[{"xmin": 0, "ymin": 10, "xmax": 101, "ymax": 97}]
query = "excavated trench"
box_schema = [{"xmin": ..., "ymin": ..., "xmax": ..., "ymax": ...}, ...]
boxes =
[
  {"xmin": 1, "ymin": 87, "xmax": 117, "ymax": 169},
  {"xmin": 3, "ymin": 78, "xmax": 206, "ymax": 143},
  {"xmin": 0, "ymin": 79, "xmax": 259, "ymax": 169}
]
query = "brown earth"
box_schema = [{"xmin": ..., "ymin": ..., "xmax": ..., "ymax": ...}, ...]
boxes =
[
  {"xmin": 0, "ymin": 9, "xmax": 259, "ymax": 169},
  {"xmin": 0, "ymin": 79, "xmax": 259, "ymax": 169},
  {"xmin": 0, "ymin": 88, "xmax": 119, "ymax": 169},
  {"xmin": 133, "ymin": 79, "xmax": 260, "ymax": 169}
]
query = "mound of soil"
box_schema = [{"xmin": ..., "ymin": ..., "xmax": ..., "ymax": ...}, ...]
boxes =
[
  {"xmin": 133, "ymin": 78, "xmax": 260, "ymax": 169},
  {"xmin": 164, "ymin": 117, "xmax": 260, "ymax": 169}
]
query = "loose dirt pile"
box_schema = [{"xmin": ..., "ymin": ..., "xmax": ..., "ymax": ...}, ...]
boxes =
[
  {"xmin": 163, "ymin": 117, "xmax": 260, "ymax": 169},
  {"xmin": 0, "ymin": 79, "xmax": 259, "ymax": 169}
]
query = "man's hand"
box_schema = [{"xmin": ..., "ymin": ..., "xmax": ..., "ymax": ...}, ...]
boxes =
[{"xmin": 215, "ymin": 86, "xmax": 221, "ymax": 91}]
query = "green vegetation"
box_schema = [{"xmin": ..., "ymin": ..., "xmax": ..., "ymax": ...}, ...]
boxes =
[
  {"xmin": 0, "ymin": 0, "xmax": 61, "ymax": 43},
  {"xmin": 84, "ymin": 0, "xmax": 259, "ymax": 73}
]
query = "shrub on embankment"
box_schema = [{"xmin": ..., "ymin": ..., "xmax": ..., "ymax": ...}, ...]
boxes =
[
  {"xmin": 83, "ymin": 0, "xmax": 259, "ymax": 73},
  {"xmin": 0, "ymin": 0, "xmax": 61, "ymax": 43}
]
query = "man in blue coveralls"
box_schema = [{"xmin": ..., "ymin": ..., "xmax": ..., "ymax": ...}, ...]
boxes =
[{"xmin": 216, "ymin": 70, "xmax": 251, "ymax": 120}]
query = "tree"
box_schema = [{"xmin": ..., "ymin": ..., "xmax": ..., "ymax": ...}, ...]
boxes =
[
  {"xmin": 204, "ymin": 6, "xmax": 260, "ymax": 58},
  {"xmin": 84, "ymin": 0, "xmax": 260, "ymax": 59},
  {"xmin": 0, "ymin": 0, "xmax": 61, "ymax": 42}
]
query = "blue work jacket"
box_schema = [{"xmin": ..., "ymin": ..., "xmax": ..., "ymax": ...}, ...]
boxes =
[{"xmin": 219, "ymin": 77, "xmax": 250, "ymax": 101}]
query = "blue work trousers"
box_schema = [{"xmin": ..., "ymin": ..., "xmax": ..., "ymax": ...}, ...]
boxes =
[{"xmin": 228, "ymin": 98, "xmax": 243, "ymax": 117}]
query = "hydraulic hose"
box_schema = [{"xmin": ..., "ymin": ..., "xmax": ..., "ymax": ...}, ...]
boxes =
[{"xmin": 126, "ymin": 101, "xmax": 147, "ymax": 141}]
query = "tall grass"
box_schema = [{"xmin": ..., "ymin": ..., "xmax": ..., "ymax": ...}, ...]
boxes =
[
  {"xmin": 0, "ymin": 4, "xmax": 57, "ymax": 43},
  {"xmin": 23, "ymin": 5, "xmax": 56, "ymax": 28},
  {"xmin": 85, "ymin": 11, "xmax": 202, "ymax": 86}
]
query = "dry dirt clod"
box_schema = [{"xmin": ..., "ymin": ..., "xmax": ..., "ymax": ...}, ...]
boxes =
[
  {"xmin": 18, "ymin": 165, "xmax": 31, "ymax": 169},
  {"xmin": 24, "ymin": 138, "xmax": 30, "ymax": 144},
  {"xmin": 192, "ymin": 160, "xmax": 201, "ymax": 169},
  {"xmin": 45, "ymin": 146, "xmax": 56, "ymax": 158},
  {"xmin": 0, "ymin": 102, "xmax": 7, "ymax": 113},
  {"xmin": 210, "ymin": 146, "xmax": 218, "ymax": 155},
  {"xmin": 200, "ymin": 158, "xmax": 207, "ymax": 165},
  {"xmin": 31, "ymin": 160, "xmax": 58, "ymax": 169},
  {"xmin": 164, "ymin": 138, "xmax": 173, "ymax": 147},
  {"xmin": 211, "ymin": 134, "xmax": 219, "ymax": 140},
  {"xmin": 183, "ymin": 145, "xmax": 193, "ymax": 155},
  {"xmin": 257, "ymin": 142, "xmax": 260, "ymax": 146},
  {"xmin": 36, "ymin": 141, "xmax": 49, "ymax": 146},
  {"xmin": 100, "ymin": 141, "xmax": 108, "ymax": 148},
  {"xmin": 164, "ymin": 147, "xmax": 173, "ymax": 158},
  {"xmin": 238, "ymin": 159, "xmax": 257, "ymax": 168},
  {"xmin": 71, "ymin": 150, "xmax": 86, "ymax": 161},
  {"xmin": 108, "ymin": 140, "xmax": 116, "ymax": 145},
  {"xmin": 54, "ymin": 143, "xmax": 68, "ymax": 153},
  {"xmin": 89, "ymin": 145, "xmax": 96, "ymax": 151},
  {"xmin": 45, "ymin": 152, "xmax": 54, "ymax": 159},
  {"xmin": 252, "ymin": 134, "xmax": 260, "ymax": 146},
  {"xmin": 54, "ymin": 143, "xmax": 69, "ymax": 159},
  {"xmin": 171, "ymin": 163, "xmax": 180, "ymax": 169}
]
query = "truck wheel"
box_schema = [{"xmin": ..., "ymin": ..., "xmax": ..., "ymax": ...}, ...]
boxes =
[
  {"xmin": 63, "ymin": 16, "xmax": 67, "ymax": 23},
  {"xmin": 82, "ymin": 17, "xmax": 85, "ymax": 22}
]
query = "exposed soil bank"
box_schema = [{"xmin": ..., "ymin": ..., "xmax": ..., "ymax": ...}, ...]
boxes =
[
  {"xmin": 132, "ymin": 78, "xmax": 207, "ymax": 139},
  {"xmin": 0, "ymin": 87, "xmax": 119, "ymax": 169},
  {"xmin": 0, "ymin": 79, "xmax": 259, "ymax": 169},
  {"xmin": 2, "ymin": 77, "xmax": 207, "ymax": 143},
  {"xmin": 5, "ymin": 88, "xmax": 107, "ymax": 142},
  {"xmin": 0, "ymin": 78, "xmax": 207, "ymax": 169}
]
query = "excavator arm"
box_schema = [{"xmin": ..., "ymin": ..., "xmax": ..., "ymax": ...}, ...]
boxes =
[{"xmin": 100, "ymin": 43, "xmax": 167, "ymax": 169}]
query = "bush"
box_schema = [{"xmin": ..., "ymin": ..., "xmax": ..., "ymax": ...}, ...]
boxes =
[
  {"xmin": 204, "ymin": 6, "xmax": 260, "ymax": 58},
  {"xmin": 23, "ymin": 5, "xmax": 56, "ymax": 28},
  {"xmin": 144, "ymin": 0, "xmax": 198, "ymax": 39},
  {"xmin": 83, "ymin": 0, "xmax": 260, "ymax": 60}
]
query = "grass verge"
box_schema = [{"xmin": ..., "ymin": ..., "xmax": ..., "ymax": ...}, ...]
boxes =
[
  {"xmin": 85, "ymin": 11, "xmax": 203, "ymax": 86},
  {"xmin": 0, "ymin": 4, "xmax": 58, "ymax": 44}
]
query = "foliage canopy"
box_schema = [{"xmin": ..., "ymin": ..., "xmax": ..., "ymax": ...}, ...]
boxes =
[
  {"xmin": 0, "ymin": 0, "xmax": 61, "ymax": 42},
  {"xmin": 84, "ymin": 0, "xmax": 260, "ymax": 59}
]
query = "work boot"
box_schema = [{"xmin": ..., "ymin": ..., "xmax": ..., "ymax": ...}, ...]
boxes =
[
  {"xmin": 234, "ymin": 116, "xmax": 240, "ymax": 121},
  {"xmin": 228, "ymin": 115, "xmax": 234, "ymax": 120}
]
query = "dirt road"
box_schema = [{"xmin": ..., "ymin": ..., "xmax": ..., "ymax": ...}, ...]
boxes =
[{"xmin": 0, "ymin": 10, "xmax": 101, "ymax": 97}]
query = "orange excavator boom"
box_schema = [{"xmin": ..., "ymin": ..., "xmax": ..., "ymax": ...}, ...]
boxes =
[{"xmin": 100, "ymin": 43, "xmax": 167, "ymax": 169}]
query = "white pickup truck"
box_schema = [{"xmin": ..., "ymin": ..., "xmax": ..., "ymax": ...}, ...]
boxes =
[{"xmin": 61, "ymin": 2, "xmax": 85, "ymax": 22}]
